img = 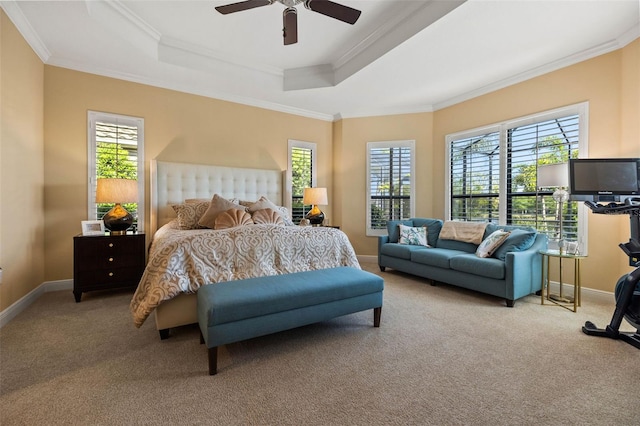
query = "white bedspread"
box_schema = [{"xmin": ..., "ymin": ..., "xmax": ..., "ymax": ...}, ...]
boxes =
[{"xmin": 130, "ymin": 221, "xmax": 360, "ymax": 327}]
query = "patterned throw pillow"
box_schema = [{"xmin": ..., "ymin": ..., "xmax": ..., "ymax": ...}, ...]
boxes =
[
  {"xmin": 171, "ymin": 202, "xmax": 209, "ymax": 229},
  {"xmin": 475, "ymin": 229, "xmax": 511, "ymax": 258},
  {"xmin": 398, "ymin": 224, "xmax": 429, "ymax": 246}
]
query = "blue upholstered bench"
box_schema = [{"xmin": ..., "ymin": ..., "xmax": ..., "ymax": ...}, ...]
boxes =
[{"xmin": 197, "ymin": 267, "xmax": 384, "ymax": 375}]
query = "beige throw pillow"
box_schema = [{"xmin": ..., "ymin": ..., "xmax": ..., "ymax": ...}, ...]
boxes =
[
  {"xmin": 252, "ymin": 208, "xmax": 285, "ymax": 225},
  {"xmin": 247, "ymin": 196, "xmax": 294, "ymax": 225},
  {"xmin": 214, "ymin": 209, "xmax": 254, "ymax": 230},
  {"xmin": 198, "ymin": 194, "xmax": 247, "ymax": 229}
]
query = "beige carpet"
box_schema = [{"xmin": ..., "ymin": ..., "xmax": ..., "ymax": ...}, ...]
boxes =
[{"xmin": 1, "ymin": 263, "xmax": 638, "ymax": 425}]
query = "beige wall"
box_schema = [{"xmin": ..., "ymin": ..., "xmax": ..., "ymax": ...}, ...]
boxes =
[
  {"xmin": 1, "ymin": 11, "xmax": 45, "ymax": 310},
  {"xmin": 2, "ymin": 8, "xmax": 638, "ymax": 311},
  {"xmin": 335, "ymin": 113, "xmax": 434, "ymax": 255},
  {"xmin": 43, "ymin": 67, "xmax": 334, "ymax": 281}
]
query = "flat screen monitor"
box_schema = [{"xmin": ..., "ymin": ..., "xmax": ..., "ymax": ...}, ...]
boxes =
[{"xmin": 569, "ymin": 158, "xmax": 640, "ymax": 200}]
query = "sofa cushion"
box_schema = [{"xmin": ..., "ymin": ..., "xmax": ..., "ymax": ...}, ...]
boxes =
[
  {"xmin": 410, "ymin": 218, "xmax": 443, "ymax": 246},
  {"xmin": 380, "ymin": 243, "xmax": 427, "ymax": 260},
  {"xmin": 492, "ymin": 229, "xmax": 537, "ymax": 261},
  {"xmin": 387, "ymin": 220, "xmax": 414, "ymax": 243},
  {"xmin": 449, "ymin": 254, "xmax": 506, "ymax": 280},
  {"xmin": 411, "ymin": 248, "xmax": 466, "ymax": 269},
  {"xmin": 398, "ymin": 224, "xmax": 429, "ymax": 246}
]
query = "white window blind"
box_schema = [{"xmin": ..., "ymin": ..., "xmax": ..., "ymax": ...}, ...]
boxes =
[
  {"xmin": 508, "ymin": 115, "xmax": 580, "ymax": 241},
  {"xmin": 450, "ymin": 132, "xmax": 501, "ymax": 222},
  {"xmin": 367, "ymin": 140, "xmax": 415, "ymax": 236}
]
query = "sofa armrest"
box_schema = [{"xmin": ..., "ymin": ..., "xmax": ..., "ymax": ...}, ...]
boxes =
[{"xmin": 504, "ymin": 233, "xmax": 548, "ymax": 300}]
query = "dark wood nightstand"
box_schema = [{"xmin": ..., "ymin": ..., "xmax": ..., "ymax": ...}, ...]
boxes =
[{"xmin": 73, "ymin": 232, "xmax": 146, "ymax": 302}]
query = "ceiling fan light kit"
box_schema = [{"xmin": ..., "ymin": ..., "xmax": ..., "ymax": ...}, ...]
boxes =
[{"xmin": 215, "ymin": 0, "xmax": 361, "ymax": 45}]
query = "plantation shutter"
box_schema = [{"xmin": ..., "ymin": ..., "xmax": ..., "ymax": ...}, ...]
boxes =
[
  {"xmin": 449, "ymin": 132, "xmax": 501, "ymax": 222},
  {"xmin": 367, "ymin": 141, "xmax": 414, "ymax": 234},
  {"xmin": 290, "ymin": 145, "xmax": 313, "ymax": 222},
  {"xmin": 507, "ymin": 114, "xmax": 580, "ymax": 239}
]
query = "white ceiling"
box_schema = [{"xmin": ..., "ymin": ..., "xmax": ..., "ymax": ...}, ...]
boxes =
[{"xmin": 3, "ymin": 0, "xmax": 639, "ymax": 121}]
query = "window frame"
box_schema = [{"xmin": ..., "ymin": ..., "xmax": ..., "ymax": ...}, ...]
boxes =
[
  {"xmin": 87, "ymin": 111, "xmax": 145, "ymax": 232},
  {"xmin": 445, "ymin": 102, "xmax": 589, "ymax": 254},
  {"xmin": 287, "ymin": 139, "xmax": 317, "ymax": 223},
  {"xmin": 366, "ymin": 140, "xmax": 416, "ymax": 237}
]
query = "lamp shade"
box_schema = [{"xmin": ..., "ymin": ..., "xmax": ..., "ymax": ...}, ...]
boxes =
[
  {"xmin": 538, "ymin": 163, "xmax": 568, "ymax": 188},
  {"xmin": 303, "ymin": 187, "xmax": 328, "ymax": 206},
  {"xmin": 96, "ymin": 178, "xmax": 138, "ymax": 203}
]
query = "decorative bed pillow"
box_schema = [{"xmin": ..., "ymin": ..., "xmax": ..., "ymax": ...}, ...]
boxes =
[
  {"xmin": 214, "ymin": 209, "xmax": 254, "ymax": 230},
  {"xmin": 247, "ymin": 196, "xmax": 294, "ymax": 226},
  {"xmin": 476, "ymin": 229, "xmax": 511, "ymax": 258},
  {"xmin": 171, "ymin": 202, "xmax": 209, "ymax": 229},
  {"xmin": 386, "ymin": 220, "xmax": 414, "ymax": 243},
  {"xmin": 185, "ymin": 198, "xmax": 210, "ymax": 204},
  {"xmin": 251, "ymin": 208, "xmax": 285, "ymax": 225},
  {"xmin": 198, "ymin": 194, "xmax": 247, "ymax": 229},
  {"xmin": 398, "ymin": 224, "xmax": 429, "ymax": 246}
]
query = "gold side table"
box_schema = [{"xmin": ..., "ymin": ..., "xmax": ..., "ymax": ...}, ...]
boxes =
[{"xmin": 540, "ymin": 249, "xmax": 587, "ymax": 312}]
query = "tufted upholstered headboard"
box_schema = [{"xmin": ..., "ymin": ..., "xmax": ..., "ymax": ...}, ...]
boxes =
[{"xmin": 150, "ymin": 160, "xmax": 284, "ymax": 234}]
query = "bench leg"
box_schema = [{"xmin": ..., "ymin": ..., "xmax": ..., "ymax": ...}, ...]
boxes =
[
  {"xmin": 158, "ymin": 328, "xmax": 170, "ymax": 340},
  {"xmin": 374, "ymin": 307, "xmax": 382, "ymax": 327},
  {"xmin": 208, "ymin": 347, "xmax": 218, "ymax": 375}
]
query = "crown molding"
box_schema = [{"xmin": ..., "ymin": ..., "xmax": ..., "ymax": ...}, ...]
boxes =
[
  {"xmin": 158, "ymin": 36, "xmax": 283, "ymax": 77},
  {"xmin": 1, "ymin": 0, "xmax": 51, "ymax": 63},
  {"xmin": 333, "ymin": 0, "xmax": 467, "ymax": 87},
  {"xmin": 432, "ymin": 27, "xmax": 640, "ymax": 112},
  {"xmin": 283, "ymin": 0, "xmax": 468, "ymax": 91},
  {"xmin": 46, "ymin": 56, "xmax": 334, "ymax": 122},
  {"xmin": 85, "ymin": 0, "xmax": 161, "ymax": 60}
]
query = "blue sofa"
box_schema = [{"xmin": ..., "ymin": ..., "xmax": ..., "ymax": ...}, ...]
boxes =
[{"xmin": 378, "ymin": 218, "xmax": 547, "ymax": 307}]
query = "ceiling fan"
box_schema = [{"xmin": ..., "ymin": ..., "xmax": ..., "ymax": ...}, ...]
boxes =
[{"xmin": 215, "ymin": 0, "xmax": 362, "ymax": 45}]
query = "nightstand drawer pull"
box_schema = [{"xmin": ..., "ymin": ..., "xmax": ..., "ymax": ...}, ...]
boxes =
[
  {"xmin": 109, "ymin": 257, "xmax": 114, "ymax": 262},
  {"xmin": 109, "ymin": 272, "xmax": 114, "ymax": 277},
  {"xmin": 109, "ymin": 243, "xmax": 114, "ymax": 248}
]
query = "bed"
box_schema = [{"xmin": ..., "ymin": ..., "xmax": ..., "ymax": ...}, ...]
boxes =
[{"xmin": 130, "ymin": 160, "xmax": 360, "ymax": 338}]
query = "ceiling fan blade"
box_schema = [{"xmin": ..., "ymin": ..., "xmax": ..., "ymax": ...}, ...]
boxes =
[
  {"xmin": 304, "ymin": 0, "xmax": 361, "ymax": 25},
  {"xmin": 283, "ymin": 7, "xmax": 298, "ymax": 45},
  {"xmin": 215, "ymin": 0, "xmax": 272, "ymax": 15}
]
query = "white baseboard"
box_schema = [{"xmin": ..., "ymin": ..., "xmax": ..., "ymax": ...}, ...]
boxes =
[
  {"xmin": 546, "ymin": 280, "xmax": 614, "ymax": 304},
  {"xmin": 0, "ymin": 270, "xmax": 617, "ymax": 329},
  {"xmin": 0, "ymin": 279, "xmax": 72, "ymax": 328}
]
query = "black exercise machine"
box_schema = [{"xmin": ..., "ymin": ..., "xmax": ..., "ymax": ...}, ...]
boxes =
[{"xmin": 581, "ymin": 198, "xmax": 640, "ymax": 349}]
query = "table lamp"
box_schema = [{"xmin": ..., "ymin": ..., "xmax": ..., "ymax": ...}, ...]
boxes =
[
  {"xmin": 96, "ymin": 178, "xmax": 138, "ymax": 235},
  {"xmin": 303, "ymin": 187, "xmax": 328, "ymax": 226},
  {"xmin": 538, "ymin": 163, "xmax": 569, "ymax": 253}
]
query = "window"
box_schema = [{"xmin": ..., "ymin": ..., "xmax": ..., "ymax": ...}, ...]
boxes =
[
  {"xmin": 446, "ymin": 103, "xmax": 588, "ymax": 253},
  {"xmin": 288, "ymin": 140, "xmax": 316, "ymax": 224},
  {"xmin": 367, "ymin": 140, "xmax": 415, "ymax": 236},
  {"xmin": 88, "ymin": 111, "xmax": 144, "ymax": 231}
]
